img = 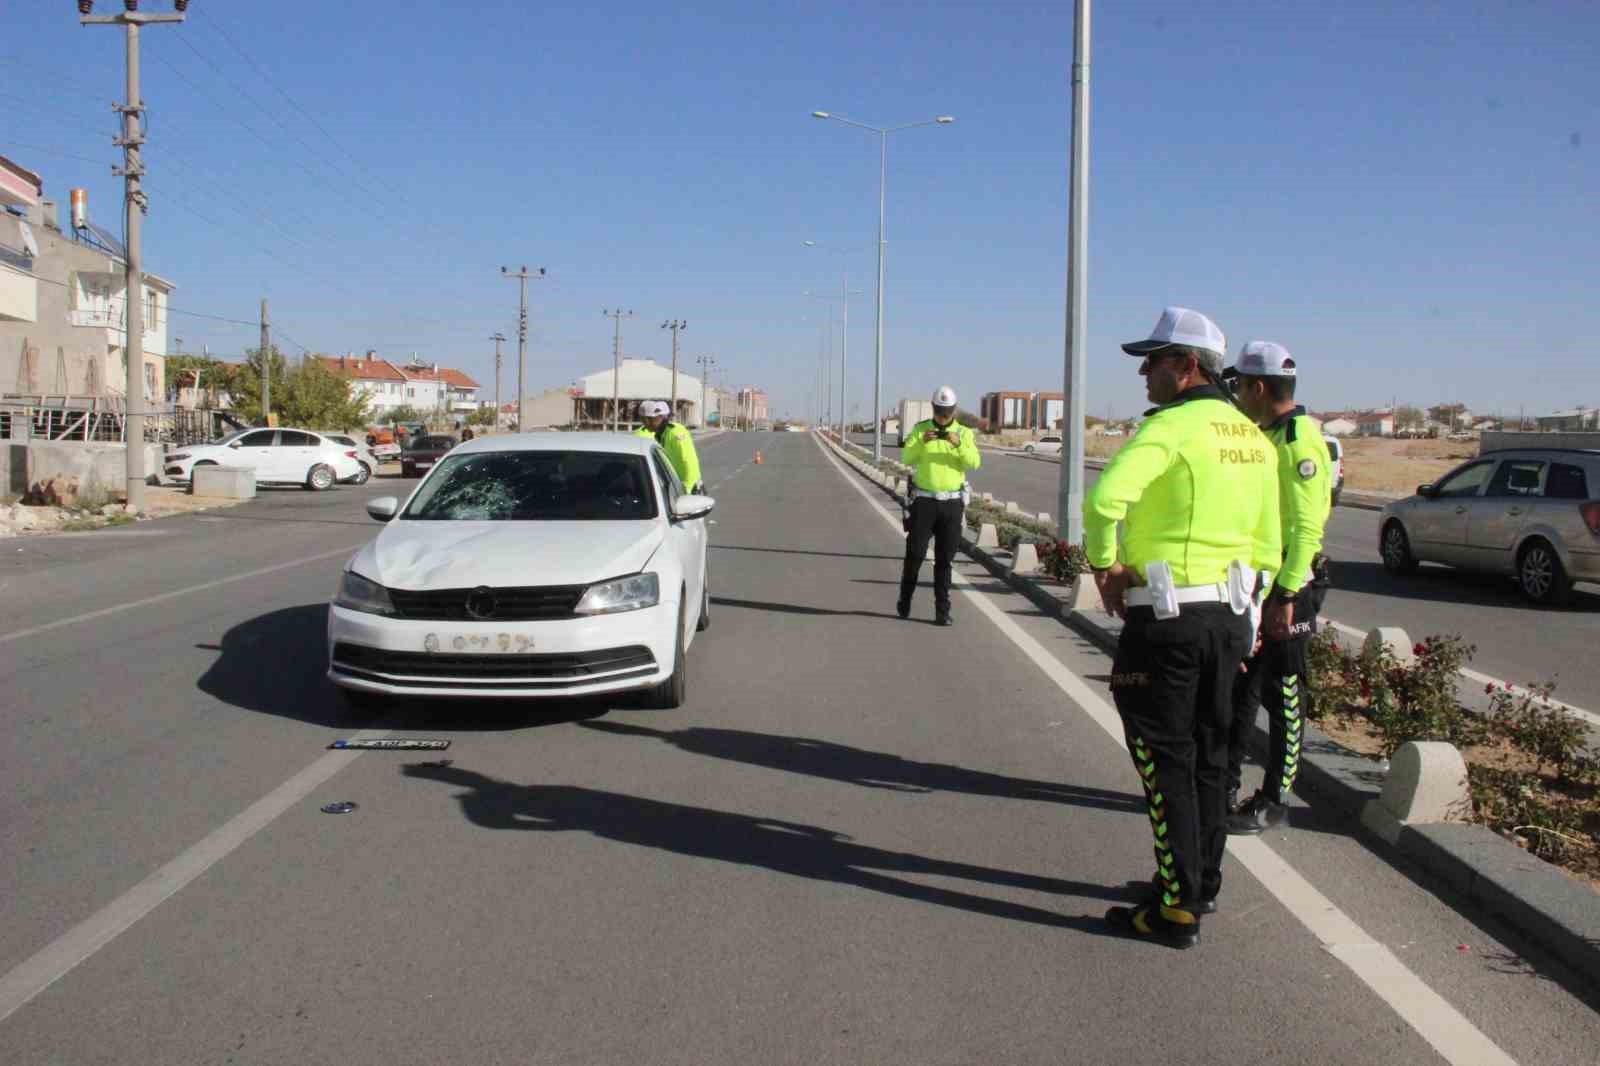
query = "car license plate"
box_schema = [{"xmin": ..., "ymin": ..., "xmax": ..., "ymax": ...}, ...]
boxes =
[
  {"xmin": 424, "ymin": 633, "xmax": 534, "ymax": 653},
  {"xmin": 415, "ymin": 461, "xmax": 432, "ymax": 470}
]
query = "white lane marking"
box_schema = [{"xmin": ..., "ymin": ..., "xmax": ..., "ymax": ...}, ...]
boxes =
[
  {"xmin": 1320, "ymin": 618, "xmax": 1600, "ymax": 729},
  {"xmin": 0, "ymin": 727, "xmax": 391, "ymax": 1024},
  {"xmin": 815, "ymin": 435, "xmax": 1519, "ymax": 1066},
  {"xmin": 0, "ymin": 544, "xmax": 362, "ymax": 646}
]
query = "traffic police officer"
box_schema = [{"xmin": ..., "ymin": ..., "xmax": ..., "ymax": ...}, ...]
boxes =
[
  {"xmin": 898, "ymin": 386, "xmax": 980, "ymax": 626},
  {"xmin": 1085, "ymin": 307, "xmax": 1281, "ymax": 948},
  {"xmin": 1223, "ymin": 342, "xmax": 1333, "ymax": 834},
  {"xmin": 636, "ymin": 400, "xmax": 704, "ymax": 493}
]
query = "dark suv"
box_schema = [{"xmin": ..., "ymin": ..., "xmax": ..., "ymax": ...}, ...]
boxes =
[{"xmin": 399, "ymin": 435, "xmax": 457, "ymax": 479}]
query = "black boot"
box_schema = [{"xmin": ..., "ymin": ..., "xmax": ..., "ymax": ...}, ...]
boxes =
[
  {"xmin": 1227, "ymin": 791, "xmax": 1288, "ymax": 836},
  {"xmin": 1105, "ymin": 903, "xmax": 1200, "ymax": 949},
  {"xmin": 896, "ymin": 598, "xmax": 911, "ymax": 619},
  {"xmin": 934, "ymin": 609, "xmax": 953, "ymax": 627},
  {"xmin": 1146, "ymin": 874, "xmax": 1218, "ymax": 915}
]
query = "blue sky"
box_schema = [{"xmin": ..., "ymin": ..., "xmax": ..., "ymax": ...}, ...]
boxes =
[{"xmin": 5, "ymin": 0, "xmax": 1597, "ymax": 421}]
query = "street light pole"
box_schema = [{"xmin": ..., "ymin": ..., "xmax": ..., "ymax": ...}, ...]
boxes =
[
  {"xmin": 490, "ymin": 332, "xmax": 506, "ymax": 429},
  {"xmin": 662, "ymin": 319, "xmax": 686, "ymax": 418},
  {"xmin": 604, "ymin": 309, "xmax": 634, "ymax": 431},
  {"xmin": 501, "ymin": 266, "xmax": 544, "ymax": 432},
  {"xmin": 1058, "ymin": 0, "xmax": 1091, "ymax": 543},
  {"xmin": 80, "ymin": 0, "xmax": 188, "ymax": 512},
  {"xmin": 696, "ymin": 353, "xmax": 716, "ymax": 428},
  {"xmin": 813, "ymin": 110, "xmax": 954, "ymax": 460}
]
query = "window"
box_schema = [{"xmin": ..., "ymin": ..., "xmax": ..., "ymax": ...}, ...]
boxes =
[
  {"xmin": 278, "ymin": 430, "xmax": 316, "ymax": 447},
  {"xmin": 650, "ymin": 450, "xmax": 683, "ymax": 505},
  {"xmin": 1434, "ymin": 461, "xmax": 1494, "ymax": 499},
  {"xmin": 239, "ymin": 430, "xmax": 277, "ymax": 447},
  {"xmin": 407, "ymin": 387, "xmax": 415, "ymax": 398},
  {"xmin": 145, "ymin": 288, "xmax": 158, "ymax": 330},
  {"xmin": 1545, "ymin": 463, "xmax": 1591, "ymax": 500},
  {"xmin": 404, "ymin": 451, "xmax": 656, "ymax": 521},
  {"xmin": 1486, "ymin": 460, "xmax": 1545, "ymax": 497}
]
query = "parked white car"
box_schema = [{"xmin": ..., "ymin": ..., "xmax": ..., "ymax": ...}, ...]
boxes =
[
  {"xmin": 324, "ymin": 433, "xmax": 380, "ymax": 485},
  {"xmin": 164, "ymin": 428, "xmax": 366, "ymax": 490},
  {"xmin": 1023, "ymin": 435, "xmax": 1063, "ymax": 456},
  {"xmin": 1324, "ymin": 435, "xmax": 1345, "ymax": 506},
  {"xmin": 328, "ymin": 434, "xmax": 714, "ymax": 709}
]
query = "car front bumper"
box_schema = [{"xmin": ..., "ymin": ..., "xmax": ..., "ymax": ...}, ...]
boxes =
[{"xmin": 326, "ymin": 600, "xmax": 678, "ymax": 699}]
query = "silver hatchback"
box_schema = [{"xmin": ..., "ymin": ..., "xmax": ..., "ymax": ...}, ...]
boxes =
[{"xmin": 1379, "ymin": 448, "xmax": 1600, "ymax": 604}]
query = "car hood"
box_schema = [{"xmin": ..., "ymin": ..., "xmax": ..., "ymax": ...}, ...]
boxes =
[{"xmin": 353, "ymin": 520, "xmax": 665, "ymax": 590}]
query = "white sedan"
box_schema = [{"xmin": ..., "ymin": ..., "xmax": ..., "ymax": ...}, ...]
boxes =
[
  {"xmin": 327, "ymin": 433, "xmax": 713, "ymax": 709},
  {"xmin": 1023, "ymin": 435, "xmax": 1063, "ymax": 456},
  {"xmin": 164, "ymin": 428, "xmax": 366, "ymax": 490}
]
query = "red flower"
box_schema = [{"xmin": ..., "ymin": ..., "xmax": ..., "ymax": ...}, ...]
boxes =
[
  {"xmin": 1484, "ymin": 683, "xmax": 1494, "ymax": 695},
  {"xmin": 1413, "ymin": 643, "xmax": 1426, "ymax": 656}
]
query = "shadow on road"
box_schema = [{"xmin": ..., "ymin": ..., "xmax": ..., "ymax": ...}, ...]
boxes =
[
  {"xmin": 401, "ymin": 761, "xmax": 1128, "ymax": 932},
  {"xmin": 196, "ymin": 604, "xmax": 616, "ymax": 731},
  {"xmin": 1332, "ymin": 561, "xmax": 1600, "ymax": 612},
  {"xmin": 578, "ymin": 720, "xmax": 1143, "ymax": 812},
  {"xmin": 711, "ymin": 544, "xmax": 904, "ymax": 562},
  {"xmin": 710, "ymin": 595, "xmax": 901, "ymax": 621}
]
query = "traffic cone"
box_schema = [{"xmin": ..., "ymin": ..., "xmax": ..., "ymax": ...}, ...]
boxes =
[{"xmin": 754, "ymin": 451, "xmax": 764, "ymax": 465}]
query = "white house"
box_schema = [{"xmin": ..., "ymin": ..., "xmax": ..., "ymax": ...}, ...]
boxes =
[
  {"xmin": 1358, "ymin": 411, "xmax": 1395, "ymax": 437},
  {"xmin": 1321, "ymin": 417, "xmax": 1358, "ymax": 437},
  {"xmin": 320, "ymin": 353, "xmax": 480, "ymax": 419}
]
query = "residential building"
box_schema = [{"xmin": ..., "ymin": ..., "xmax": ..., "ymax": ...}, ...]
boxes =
[
  {"xmin": 570, "ymin": 357, "xmax": 706, "ymax": 428},
  {"xmin": 737, "ymin": 386, "xmax": 769, "ymax": 427},
  {"xmin": 1357, "ymin": 410, "xmax": 1395, "ymax": 437},
  {"xmin": 1031, "ymin": 391, "xmax": 1064, "ymax": 430},
  {"xmin": 1536, "ymin": 406, "xmax": 1599, "ymax": 432},
  {"xmin": 1, "ymin": 159, "xmax": 174, "ymax": 420},
  {"xmin": 318, "ymin": 353, "xmax": 409, "ymax": 414},
  {"xmin": 398, "ymin": 356, "xmax": 480, "ymax": 419},
  {"xmin": 981, "ymin": 391, "xmax": 1032, "ymax": 430},
  {"xmin": 1321, "ymin": 416, "xmax": 1358, "ymax": 437}
]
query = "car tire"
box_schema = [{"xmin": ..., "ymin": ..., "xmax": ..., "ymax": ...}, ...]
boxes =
[
  {"xmin": 1024, "ymin": 444, "xmax": 1035, "ymax": 453},
  {"xmin": 306, "ymin": 464, "xmax": 336, "ymax": 491},
  {"xmin": 349, "ymin": 462, "xmax": 372, "ymax": 486},
  {"xmin": 1516, "ymin": 539, "xmax": 1572, "ymax": 606},
  {"xmin": 1380, "ymin": 520, "xmax": 1420, "ymax": 575},
  {"xmin": 402, "ymin": 463, "xmax": 415, "ymax": 479},
  {"xmin": 646, "ymin": 599, "xmax": 688, "ymax": 709},
  {"xmin": 1331, "ymin": 484, "xmax": 1343, "ymax": 508}
]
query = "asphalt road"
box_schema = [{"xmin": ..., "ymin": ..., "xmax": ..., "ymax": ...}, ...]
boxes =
[
  {"xmin": 850, "ymin": 433, "xmax": 1600, "ymax": 710},
  {"xmin": 2, "ymin": 431, "xmax": 1597, "ymax": 1064}
]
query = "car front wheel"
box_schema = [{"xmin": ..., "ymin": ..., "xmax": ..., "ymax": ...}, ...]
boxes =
[
  {"xmin": 1517, "ymin": 539, "xmax": 1572, "ymax": 606},
  {"xmin": 1381, "ymin": 521, "xmax": 1419, "ymax": 575},
  {"xmin": 645, "ymin": 599, "xmax": 688, "ymax": 709},
  {"xmin": 1024, "ymin": 444, "xmax": 1035, "ymax": 453},
  {"xmin": 306, "ymin": 464, "xmax": 336, "ymax": 491}
]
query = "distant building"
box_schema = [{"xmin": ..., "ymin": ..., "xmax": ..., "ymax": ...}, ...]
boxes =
[
  {"xmin": 1321, "ymin": 417, "xmax": 1358, "ymax": 437},
  {"xmin": 1536, "ymin": 406, "xmax": 1599, "ymax": 432},
  {"xmin": 981, "ymin": 390, "xmax": 1062, "ymax": 430},
  {"xmin": 1357, "ymin": 411, "xmax": 1395, "ymax": 437},
  {"xmin": 569, "ymin": 358, "xmax": 707, "ymax": 428}
]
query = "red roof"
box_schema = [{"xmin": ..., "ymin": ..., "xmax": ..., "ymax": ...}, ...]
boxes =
[
  {"xmin": 318, "ymin": 355, "xmax": 407, "ymax": 382},
  {"xmin": 400, "ymin": 364, "xmax": 481, "ymax": 389}
]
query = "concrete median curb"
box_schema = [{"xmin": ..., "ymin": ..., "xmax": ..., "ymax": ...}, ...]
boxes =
[{"xmin": 815, "ymin": 429, "xmax": 1600, "ymax": 990}]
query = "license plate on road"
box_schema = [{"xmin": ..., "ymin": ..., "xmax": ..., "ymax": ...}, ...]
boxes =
[{"xmin": 424, "ymin": 633, "xmax": 534, "ymax": 653}]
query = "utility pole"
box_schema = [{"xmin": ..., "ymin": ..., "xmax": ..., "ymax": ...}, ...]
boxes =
[
  {"xmin": 490, "ymin": 332, "xmax": 506, "ymax": 430},
  {"xmin": 80, "ymin": 0, "xmax": 187, "ymax": 511},
  {"xmin": 259, "ymin": 297, "xmax": 271, "ymax": 424},
  {"xmin": 604, "ymin": 309, "xmax": 634, "ymax": 431},
  {"xmin": 501, "ymin": 266, "xmax": 544, "ymax": 433},
  {"xmin": 1056, "ymin": 0, "xmax": 1091, "ymax": 543},
  {"xmin": 696, "ymin": 353, "xmax": 716, "ymax": 428},
  {"xmin": 661, "ymin": 319, "xmax": 686, "ymax": 418}
]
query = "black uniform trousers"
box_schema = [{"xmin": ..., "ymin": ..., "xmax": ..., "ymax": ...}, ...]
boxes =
[
  {"xmin": 1227, "ymin": 582, "xmax": 1325, "ymax": 803},
  {"xmin": 1110, "ymin": 602, "xmax": 1251, "ymax": 910},
  {"xmin": 899, "ymin": 496, "xmax": 964, "ymax": 613}
]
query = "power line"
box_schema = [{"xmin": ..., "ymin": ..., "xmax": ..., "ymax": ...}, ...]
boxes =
[
  {"xmin": 0, "ymin": 262, "xmax": 257, "ymax": 327},
  {"xmin": 0, "ymin": 140, "xmax": 116, "ymax": 169},
  {"xmin": 191, "ymin": 8, "xmax": 391, "ymax": 203}
]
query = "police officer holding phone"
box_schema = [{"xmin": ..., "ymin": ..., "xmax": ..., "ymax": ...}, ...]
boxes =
[
  {"xmin": 1085, "ymin": 307, "xmax": 1281, "ymax": 948},
  {"xmin": 898, "ymin": 386, "xmax": 980, "ymax": 626},
  {"xmin": 1222, "ymin": 342, "xmax": 1333, "ymax": 835}
]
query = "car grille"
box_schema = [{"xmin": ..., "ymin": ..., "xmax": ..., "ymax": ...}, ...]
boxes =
[
  {"xmin": 387, "ymin": 585, "xmax": 587, "ymax": 621},
  {"xmin": 332, "ymin": 643, "xmax": 655, "ymax": 686}
]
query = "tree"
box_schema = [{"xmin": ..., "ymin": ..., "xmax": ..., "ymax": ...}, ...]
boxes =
[
  {"xmin": 955, "ymin": 408, "xmax": 982, "ymax": 430},
  {"xmin": 228, "ymin": 345, "xmax": 289, "ymax": 425},
  {"xmin": 385, "ymin": 405, "xmax": 424, "ymax": 425},
  {"xmin": 164, "ymin": 355, "xmax": 231, "ymax": 408},
  {"xmin": 1394, "ymin": 405, "xmax": 1425, "ymax": 430},
  {"xmin": 466, "ymin": 406, "xmax": 496, "ymax": 427},
  {"xmin": 279, "ymin": 357, "xmax": 372, "ymax": 430}
]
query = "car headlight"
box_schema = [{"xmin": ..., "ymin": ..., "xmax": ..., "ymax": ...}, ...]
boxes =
[
  {"xmin": 167, "ymin": 453, "xmax": 191, "ymax": 462},
  {"xmin": 334, "ymin": 571, "xmax": 397, "ymax": 616},
  {"xmin": 574, "ymin": 573, "xmax": 659, "ymax": 616}
]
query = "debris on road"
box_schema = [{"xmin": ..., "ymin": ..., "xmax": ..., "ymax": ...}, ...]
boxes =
[
  {"xmin": 329, "ymin": 738, "xmax": 451, "ymax": 751},
  {"xmin": 319, "ymin": 801, "xmax": 358, "ymax": 815}
]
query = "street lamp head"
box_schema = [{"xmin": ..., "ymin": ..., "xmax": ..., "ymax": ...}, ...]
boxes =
[
  {"xmin": 77, "ymin": 1, "xmax": 94, "ymax": 13},
  {"xmin": 936, "ymin": 115, "xmax": 955, "ymax": 124},
  {"xmin": 174, "ymin": 0, "xmax": 188, "ymax": 10},
  {"xmin": 812, "ymin": 111, "xmax": 830, "ymax": 120}
]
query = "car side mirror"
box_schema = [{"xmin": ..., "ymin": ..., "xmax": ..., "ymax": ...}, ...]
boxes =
[
  {"xmin": 366, "ymin": 496, "xmax": 400, "ymax": 522},
  {"xmin": 1417, "ymin": 484, "xmax": 1436, "ymax": 498},
  {"xmin": 670, "ymin": 494, "xmax": 716, "ymax": 521}
]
